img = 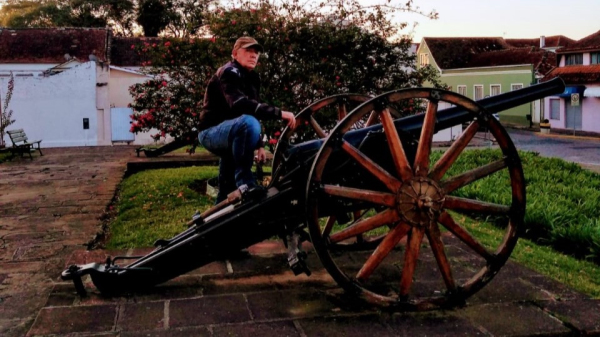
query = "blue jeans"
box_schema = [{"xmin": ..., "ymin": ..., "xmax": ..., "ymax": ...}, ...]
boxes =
[{"xmin": 198, "ymin": 115, "xmax": 261, "ymax": 203}]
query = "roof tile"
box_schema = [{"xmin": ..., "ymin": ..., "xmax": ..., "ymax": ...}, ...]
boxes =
[
  {"xmin": 0, "ymin": 28, "xmax": 108, "ymax": 64},
  {"xmin": 542, "ymin": 64, "xmax": 600, "ymax": 84},
  {"xmin": 558, "ymin": 30, "xmax": 600, "ymax": 53}
]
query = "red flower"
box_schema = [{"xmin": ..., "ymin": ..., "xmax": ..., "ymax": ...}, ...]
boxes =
[
  {"xmin": 231, "ymin": 20, "xmax": 237, "ymax": 25},
  {"xmin": 130, "ymin": 44, "xmax": 135, "ymax": 50},
  {"xmin": 165, "ymin": 41, "xmax": 171, "ymax": 47},
  {"xmin": 335, "ymin": 76, "xmax": 340, "ymax": 80},
  {"xmin": 268, "ymin": 138, "xmax": 278, "ymax": 145},
  {"xmin": 274, "ymin": 131, "xmax": 281, "ymax": 136},
  {"xmin": 161, "ymin": 81, "xmax": 168, "ymax": 87}
]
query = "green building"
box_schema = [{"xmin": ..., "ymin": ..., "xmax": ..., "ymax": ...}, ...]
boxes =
[{"xmin": 416, "ymin": 37, "xmax": 571, "ymax": 126}]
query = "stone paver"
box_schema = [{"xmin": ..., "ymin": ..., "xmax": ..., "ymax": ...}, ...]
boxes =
[{"xmin": 0, "ymin": 145, "xmax": 598, "ymax": 336}]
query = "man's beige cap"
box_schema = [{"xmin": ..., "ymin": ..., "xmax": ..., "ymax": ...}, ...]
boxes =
[{"xmin": 232, "ymin": 36, "xmax": 264, "ymax": 53}]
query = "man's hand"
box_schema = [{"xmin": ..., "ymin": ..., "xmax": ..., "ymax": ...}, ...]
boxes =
[
  {"xmin": 281, "ymin": 111, "xmax": 296, "ymax": 130},
  {"xmin": 256, "ymin": 147, "xmax": 267, "ymax": 163}
]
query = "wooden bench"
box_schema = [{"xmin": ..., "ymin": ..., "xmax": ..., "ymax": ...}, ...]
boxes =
[{"xmin": 7, "ymin": 129, "xmax": 43, "ymax": 160}]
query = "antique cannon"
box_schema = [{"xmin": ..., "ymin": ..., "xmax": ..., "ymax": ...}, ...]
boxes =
[{"xmin": 62, "ymin": 78, "xmax": 565, "ymax": 309}]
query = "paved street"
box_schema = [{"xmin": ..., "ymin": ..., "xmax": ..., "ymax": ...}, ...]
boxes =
[{"xmin": 508, "ymin": 129, "xmax": 600, "ymax": 170}]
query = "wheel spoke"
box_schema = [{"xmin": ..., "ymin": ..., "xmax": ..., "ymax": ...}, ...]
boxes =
[
  {"xmin": 356, "ymin": 221, "xmax": 411, "ymax": 281},
  {"xmin": 365, "ymin": 111, "xmax": 379, "ymax": 126},
  {"xmin": 338, "ymin": 102, "xmax": 347, "ymax": 120},
  {"xmin": 429, "ymin": 120, "xmax": 480, "ymax": 180},
  {"xmin": 413, "ymin": 100, "xmax": 439, "ymax": 177},
  {"xmin": 444, "ymin": 196, "xmax": 510, "ymax": 215},
  {"xmin": 441, "ymin": 159, "xmax": 508, "ymax": 193},
  {"xmin": 379, "ymin": 109, "xmax": 413, "ymax": 181},
  {"xmin": 438, "ymin": 211, "xmax": 495, "ymax": 262},
  {"xmin": 399, "ymin": 228, "xmax": 425, "ymax": 298},
  {"xmin": 341, "ymin": 141, "xmax": 402, "ymax": 192},
  {"xmin": 426, "ymin": 223, "xmax": 457, "ymax": 292},
  {"xmin": 309, "ymin": 116, "xmax": 327, "ymax": 138},
  {"xmin": 322, "ymin": 216, "xmax": 336, "ymax": 237},
  {"xmin": 322, "ymin": 184, "xmax": 397, "ymax": 207},
  {"xmin": 329, "ymin": 209, "xmax": 399, "ymax": 243}
]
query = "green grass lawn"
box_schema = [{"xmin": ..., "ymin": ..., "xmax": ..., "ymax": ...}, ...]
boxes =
[
  {"xmin": 107, "ymin": 166, "xmax": 219, "ymax": 248},
  {"xmin": 433, "ymin": 149, "xmax": 600, "ymax": 263},
  {"xmin": 106, "ymin": 149, "xmax": 600, "ymax": 298},
  {"xmin": 461, "ymin": 215, "xmax": 600, "ymax": 298}
]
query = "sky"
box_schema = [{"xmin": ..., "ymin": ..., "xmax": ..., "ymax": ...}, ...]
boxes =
[
  {"xmin": 0, "ymin": 0, "xmax": 597, "ymax": 43},
  {"xmin": 393, "ymin": 0, "xmax": 600, "ymax": 43}
]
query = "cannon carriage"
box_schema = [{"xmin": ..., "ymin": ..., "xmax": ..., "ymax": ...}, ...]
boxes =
[{"xmin": 62, "ymin": 78, "xmax": 565, "ymax": 309}]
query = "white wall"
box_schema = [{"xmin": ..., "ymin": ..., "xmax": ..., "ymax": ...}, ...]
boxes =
[
  {"xmin": 108, "ymin": 67, "xmax": 174, "ymax": 145},
  {"xmin": 582, "ymin": 85, "xmax": 600, "ymax": 133},
  {"xmin": 433, "ymin": 101, "xmax": 463, "ymax": 142},
  {"xmin": 1, "ymin": 62, "xmax": 99, "ymax": 147}
]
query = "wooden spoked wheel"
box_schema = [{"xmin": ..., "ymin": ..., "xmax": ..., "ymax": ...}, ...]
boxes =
[{"xmin": 306, "ymin": 88, "xmax": 525, "ymax": 309}]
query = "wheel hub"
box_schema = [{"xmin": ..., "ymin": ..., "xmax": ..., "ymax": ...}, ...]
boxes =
[{"xmin": 396, "ymin": 177, "xmax": 445, "ymax": 227}]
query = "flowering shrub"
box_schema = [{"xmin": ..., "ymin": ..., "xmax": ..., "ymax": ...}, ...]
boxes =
[{"xmin": 128, "ymin": 0, "xmax": 442, "ymax": 143}]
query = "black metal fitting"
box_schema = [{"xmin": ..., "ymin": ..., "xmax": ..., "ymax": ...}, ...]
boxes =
[
  {"xmin": 373, "ymin": 97, "xmax": 389, "ymax": 112},
  {"xmin": 286, "ymin": 231, "xmax": 311, "ymax": 277}
]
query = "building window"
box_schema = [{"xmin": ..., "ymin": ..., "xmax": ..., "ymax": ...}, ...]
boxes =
[
  {"xmin": 490, "ymin": 84, "xmax": 501, "ymax": 96},
  {"xmin": 511, "ymin": 83, "xmax": 523, "ymax": 91},
  {"xmin": 591, "ymin": 52, "xmax": 600, "ymax": 64},
  {"xmin": 565, "ymin": 53, "xmax": 583, "ymax": 65},
  {"xmin": 419, "ymin": 53, "xmax": 429, "ymax": 67},
  {"xmin": 457, "ymin": 85, "xmax": 467, "ymax": 96},
  {"xmin": 474, "ymin": 85, "xmax": 484, "ymax": 101},
  {"xmin": 550, "ymin": 98, "xmax": 560, "ymax": 120}
]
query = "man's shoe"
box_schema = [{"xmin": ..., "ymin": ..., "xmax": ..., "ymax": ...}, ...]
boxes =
[{"xmin": 241, "ymin": 185, "xmax": 267, "ymax": 202}]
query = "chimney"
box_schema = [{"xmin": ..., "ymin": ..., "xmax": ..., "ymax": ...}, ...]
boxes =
[{"xmin": 540, "ymin": 36, "xmax": 546, "ymax": 48}]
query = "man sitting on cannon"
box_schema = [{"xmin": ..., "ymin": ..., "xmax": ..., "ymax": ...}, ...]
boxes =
[{"xmin": 198, "ymin": 36, "xmax": 297, "ymax": 203}]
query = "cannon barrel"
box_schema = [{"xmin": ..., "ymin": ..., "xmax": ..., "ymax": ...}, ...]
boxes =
[{"xmin": 289, "ymin": 78, "xmax": 565, "ymax": 156}]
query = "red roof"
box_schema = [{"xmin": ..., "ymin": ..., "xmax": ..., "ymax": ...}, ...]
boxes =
[
  {"xmin": 506, "ymin": 35, "xmax": 575, "ymax": 49},
  {"xmin": 558, "ymin": 30, "xmax": 600, "ymax": 53},
  {"xmin": 0, "ymin": 28, "xmax": 108, "ymax": 64},
  {"xmin": 423, "ymin": 37, "xmax": 509, "ymax": 69},
  {"xmin": 542, "ymin": 64, "xmax": 600, "ymax": 84},
  {"xmin": 469, "ymin": 47, "xmax": 557, "ymax": 75},
  {"xmin": 423, "ymin": 37, "xmax": 555, "ymax": 72}
]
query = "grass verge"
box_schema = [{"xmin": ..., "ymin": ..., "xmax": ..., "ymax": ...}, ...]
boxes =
[
  {"xmin": 435, "ymin": 149, "xmax": 600, "ymax": 263},
  {"xmin": 462, "ymin": 216, "xmax": 600, "ymax": 298},
  {"xmin": 106, "ymin": 166, "xmax": 218, "ymax": 249}
]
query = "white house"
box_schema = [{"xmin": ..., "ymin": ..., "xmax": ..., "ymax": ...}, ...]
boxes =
[
  {"xmin": 0, "ymin": 27, "xmax": 164, "ymax": 147},
  {"xmin": 542, "ymin": 30, "xmax": 600, "ymax": 134}
]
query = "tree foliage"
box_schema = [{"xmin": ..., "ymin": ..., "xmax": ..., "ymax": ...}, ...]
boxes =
[
  {"xmin": 128, "ymin": 0, "xmax": 442, "ymax": 141},
  {"xmin": 0, "ymin": 0, "xmax": 136, "ymax": 35},
  {"xmin": 136, "ymin": 0, "xmax": 213, "ymax": 37},
  {"xmin": 0, "ymin": 0, "xmax": 214, "ymax": 37}
]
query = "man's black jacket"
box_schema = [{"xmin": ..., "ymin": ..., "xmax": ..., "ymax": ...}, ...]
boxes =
[{"xmin": 199, "ymin": 60, "xmax": 282, "ymax": 131}]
